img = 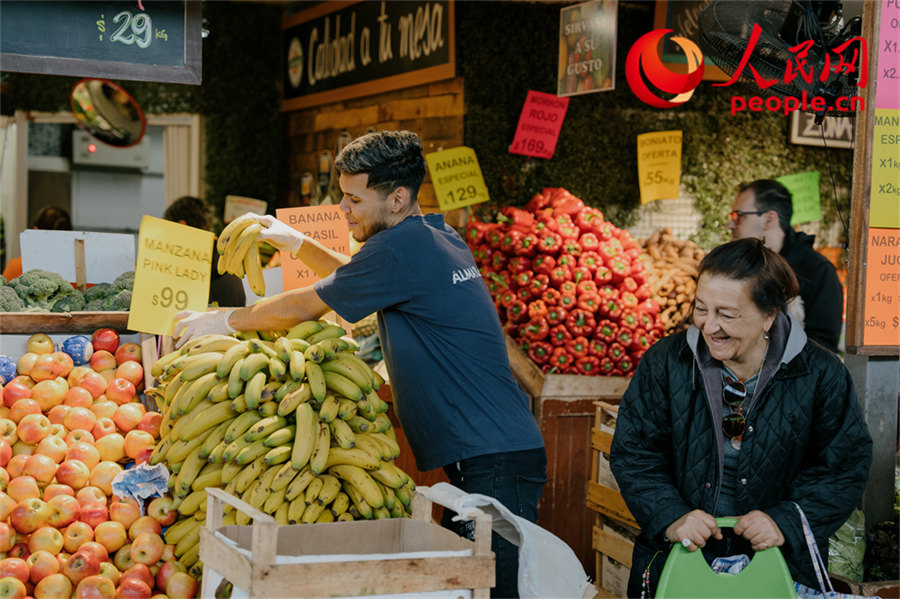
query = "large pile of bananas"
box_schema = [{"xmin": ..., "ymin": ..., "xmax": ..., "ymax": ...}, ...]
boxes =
[
  {"xmin": 217, "ymin": 214, "xmax": 268, "ymax": 296},
  {"xmin": 144, "ymin": 321, "xmax": 415, "ymax": 574}
]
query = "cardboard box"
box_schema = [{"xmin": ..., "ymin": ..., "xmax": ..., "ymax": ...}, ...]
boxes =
[
  {"xmin": 199, "ymin": 487, "xmax": 495, "ymax": 599},
  {"xmin": 598, "ymin": 523, "xmax": 637, "ymax": 599}
]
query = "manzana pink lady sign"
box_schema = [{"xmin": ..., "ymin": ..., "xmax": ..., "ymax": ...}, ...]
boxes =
[{"xmin": 625, "ymin": 25, "xmax": 867, "ymax": 115}]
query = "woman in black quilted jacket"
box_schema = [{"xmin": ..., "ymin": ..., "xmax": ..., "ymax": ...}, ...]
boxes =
[{"xmin": 610, "ymin": 238, "xmax": 872, "ymax": 597}]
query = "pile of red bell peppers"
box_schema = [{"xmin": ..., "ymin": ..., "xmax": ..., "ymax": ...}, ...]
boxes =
[{"xmin": 466, "ymin": 188, "xmax": 664, "ymax": 376}]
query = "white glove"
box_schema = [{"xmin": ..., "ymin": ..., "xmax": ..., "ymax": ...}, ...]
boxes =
[
  {"xmin": 256, "ymin": 215, "xmax": 308, "ymax": 256},
  {"xmin": 173, "ymin": 309, "xmax": 235, "ymax": 348}
]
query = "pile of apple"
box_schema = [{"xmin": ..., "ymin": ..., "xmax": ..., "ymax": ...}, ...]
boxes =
[{"xmin": 0, "ymin": 329, "xmax": 198, "ymax": 599}]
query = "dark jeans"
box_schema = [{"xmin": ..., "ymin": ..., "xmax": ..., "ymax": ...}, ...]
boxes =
[{"xmin": 441, "ymin": 447, "xmax": 547, "ymax": 599}]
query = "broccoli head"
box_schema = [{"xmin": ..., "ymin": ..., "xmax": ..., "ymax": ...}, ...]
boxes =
[
  {"xmin": 83, "ymin": 282, "xmax": 112, "ymax": 303},
  {"xmin": 50, "ymin": 290, "xmax": 86, "ymax": 313},
  {"xmin": 111, "ymin": 271, "xmax": 135, "ymax": 292},
  {"xmin": 0, "ymin": 275, "xmax": 7, "ymax": 286},
  {"xmin": 84, "ymin": 298, "xmax": 107, "ymax": 311},
  {"xmin": 8, "ymin": 269, "xmax": 78, "ymax": 311},
  {"xmin": 104, "ymin": 289, "xmax": 132, "ymax": 311},
  {"xmin": 0, "ymin": 286, "xmax": 26, "ymax": 312}
]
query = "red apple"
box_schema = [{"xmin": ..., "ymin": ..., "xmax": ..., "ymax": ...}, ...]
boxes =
[
  {"xmin": 89, "ymin": 462, "xmax": 123, "ymax": 496},
  {"xmin": 128, "ymin": 533, "xmax": 163, "ymax": 566},
  {"xmin": 0, "ymin": 492, "xmax": 17, "ymax": 521},
  {"xmin": 17, "ymin": 413, "xmax": 50, "ymax": 444},
  {"xmin": 92, "ymin": 419, "xmax": 118, "ymax": 441},
  {"xmin": 75, "ymin": 486, "xmax": 107, "ymax": 508},
  {"xmin": 0, "ymin": 576, "xmax": 27, "ymax": 599},
  {"xmin": 79, "ymin": 502, "xmax": 109, "ymax": 528},
  {"xmin": 95, "ymin": 432, "xmax": 125, "ymax": 463},
  {"xmin": 164, "ymin": 571, "xmax": 197, "ymax": 599},
  {"xmin": 42, "ymin": 482, "xmax": 76, "ymax": 501},
  {"xmin": 0, "ymin": 523, "xmax": 15, "ymax": 553},
  {"xmin": 113, "ymin": 344, "xmax": 141, "ymax": 366},
  {"xmin": 0, "ymin": 557, "xmax": 30, "ymax": 584},
  {"xmin": 56, "ymin": 459, "xmax": 92, "ymax": 490},
  {"xmin": 27, "ymin": 333, "xmax": 55, "ymax": 355},
  {"xmin": 27, "ymin": 550, "xmax": 60, "ymax": 584},
  {"xmin": 126, "ymin": 517, "xmax": 159, "ymax": 542},
  {"xmin": 75, "ymin": 574, "xmax": 116, "ymax": 599},
  {"xmin": 77, "ymin": 372, "xmax": 108, "ymax": 401},
  {"xmin": 8, "ymin": 497, "xmax": 48, "ymax": 533},
  {"xmin": 115, "ymin": 577, "xmax": 151, "ymax": 599},
  {"xmin": 145, "ymin": 497, "xmax": 176, "ymax": 527},
  {"xmin": 113, "ymin": 363, "xmax": 142, "ymax": 391},
  {"xmin": 90, "ymin": 400, "xmax": 117, "ymax": 421},
  {"xmin": 93, "ymin": 521, "xmax": 127, "ymax": 554},
  {"xmin": 33, "ymin": 572, "xmax": 73, "ymax": 599},
  {"xmin": 91, "ymin": 330, "xmax": 120, "ymax": 355},
  {"xmin": 63, "ymin": 549, "xmax": 101, "ymax": 585},
  {"xmin": 29, "ymin": 378, "xmax": 67, "ymax": 410},
  {"xmin": 65, "ymin": 429, "xmax": 95, "ymax": 446},
  {"xmin": 5, "ymin": 542, "xmax": 29, "ymax": 560},
  {"xmin": 104, "ymin": 380, "xmax": 135, "ymax": 407},
  {"xmin": 78, "ymin": 541, "xmax": 109, "ymax": 564},
  {"xmin": 4, "ymin": 457, "xmax": 31, "ymax": 482},
  {"xmin": 35, "ymin": 435, "xmax": 68, "ymax": 464},
  {"xmin": 98, "ymin": 563, "xmax": 120, "ymax": 586},
  {"xmin": 46, "ymin": 494, "xmax": 81, "ymax": 528},
  {"xmin": 122, "ymin": 431, "xmax": 154, "ymax": 462},
  {"xmin": 0, "ymin": 419, "xmax": 17, "ymax": 445},
  {"xmin": 28, "ymin": 526, "xmax": 64, "ymax": 554},
  {"xmin": 133, "ymin": 413, "xmax": 161, "ymax": 440},
  {"xmin": 8, "ymin": 399, "xmax": 40, "ymax": 425},
  {"xmin": 63, "ymin": 385, "xmax": 93, "ymax": 408},
  {"xmin": 67, "ymin": 366, "xmax": 93, "ymax": 389},
  {"xmin": 0, "ymin": 439, "xmax": 11, "ymax": 468},
  {"xmin": 63, "ymin": 521, "xmax": 94, "ymax": 553},
  {"xmin": 118, "ymin": 564, "xmax": 152, "ymax": 590},
  {"xmin": 46, "ymin": 404, "xmax": 70, "ymax": 426},
  {"xmin": 89, "ymin": 351, "xmax": 117, "ymax": 374},
  {"xmin": 111, "ymin": 545, "xmax": 133, "ymax": 573},
  {"xmin": 2, "ymin": 380, "xmax": 32, "ymax": 409},
  {"xmin": 154, "ymin": 561, "xmax": 184, "ymax": 592},
  {"xmin": 160, "ymin": 544, "xmax": 176, "ymax": 563},
  {"xmin": 23, "ymin": 453, "xmax": 58, "ymax": 484},
  {"xmin": 64, "ymin": 408, "xmax": 98, "ymax": 435},
  {"xmin": 111, "ymin": 404, "xmax": 144, "ymax": 435},
  {"xmin": 108, "ymin": 497, "xmax": 141, "ymax": 530}
]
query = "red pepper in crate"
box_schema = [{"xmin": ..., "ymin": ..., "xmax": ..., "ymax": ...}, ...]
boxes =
[
  {"xmin": 620, "ymin": 310, "xmax": 640, "ymax": 330},
  {"xmin": 549, "ymin": 191, "xmax": 585, "ymax": 216},
  {"xmin": 621, "ymin": 291, "xmax": 639, "ymax": 310},
  {"xmin": 527, "ymin": 341, "xmax": 553, "ymax": 365},
  {"xmin": 595, "ymin": 319, "xmax": 618, "ymax": 344},
  {"xmin": 506, "ymin": 300, "xmax": 529, "ymax": 324},
  {"xmin": 578, "ymin": 251, "xmax": 602, "ymax": 273},
  {"xmin": 637, "ymin": 298, "xmax": 662, "ymax": 316},
  {"xmin": 471, "ymin": 244, "xmax": 490, "ymax": 265},
  {"xmin": 465, "ymin": 220, "xmax": 492, "ymax": 246},
  {"xmin": 635, "ymin": 282, "xmax": 651, "ymax": 301},
  {"xmin": 607, "ymin": 256, "xmax": 629, "ymax": 282},
  {"xmin": 498, "ymin": 289, "xmax": 517, "ymax": 308},
  {"xmin": 620, "ymin": 276, "xmax": 639, "ymax": 294},
  {"xmin": 559, "ymin": 294, "xmax": 577, "ymax": 311},
  {"xmin": 561, "ymin": 240, "xmax": 583, "ymax": 257},
  {"xmin": 576, "ymin": 208, "xmax": 604, "ymax": 233},
  {"xmin": 541, "ymin": 287, "xmax": 562, "ymax": 306},
  {"xmin": 579, "ymin": 232, "xmax": 600, "ymax": 252},
  {"xmin": 514, "ymin": 234, "xmax": 539, "ymax": 257},
  {"xmin": 486, "ymin": 227, "xmax": 504, "ymax": 250},
  {"xmin": 499, "ymin": 229, "xmax": 522, "ymax": 254},
  {"xmin": 549, "ymin": 266, "xmax": 572, "ymax": 289},
  {"xmin": 599, "ymin": 296, "xmax": 624, "ymax": 321},
  {"xmin": 546, "ymin": 305, "xmax": 568, "ymax": 326},
  {"xmin": 529, "ymin": 273, "xmax": 549, "ymax": 296},
  {"xmin": 566, "ymin": 308, "xmax": 596, "ymax": 337},
  {"xmin": 538, "ymin": 232, "xmax": 563, "ymax": 254},
  {"xmin": 538, "ymin": 212, "xmax": 559, "ymax": 233},
  {"xmin": 616, "ymin": 328, "xmax": 634, "ymax": 348},
  {"xmin": 565, "ymin": 335, "xmax": 589, "ymax": 358},
  {"xmin": 532, "ymin": 254, "xmax": 556, "ymax": 275},
  {"xmin": 490, "ymin": 252, "xmax": 508, "ymax": 271},
  {"xmin": 514, "ymin": 270, "xmax": 533, "ymax": 289},
  {"xmin": 576, "ymin": 292, "xmax": 601, "ymax": 313},
  {"xmin": 575, "ymin": 355, "xmax": 601, "ymax": 376},
  {"xmin": 616, "ymin": 355, "xmax": 635, "ymax": 376},
  {"xmin": 527, "ymin": 299, "xmax": 548, "ymax": 320},
  {"xmin": 630, "ymin": 349, "xmax": 646, "ymax": 365},
  {"xmin": 588, "ymin": 338, "xmax": 608, "ymax": 358},
  {"xmin": 503, "ymin": 321, "xmax": 520, "ymax": 336},
  {"xmin": 595, "ymin": 221, "xmax": 614, "ymax": 241},
  {"xmin": 516, "ymin": 286, "xmax": 535, "ymax": 302},
  {"xmin": 557, "ymin": 254, "xmax": 577, "ymax": 269},
  {"xmin": 593, "ymin": 265, "xmax": 613, "ymax": 285},
  {"xmin": 484, "ymin": 273, "xmax": 506, "ymax": 296},
  {"xmin": 556, "ymin": 217, "xmax": 580, "ymax": 241},
  {"xmin": 576, "ymin": 280, "xmax": 599, "ymax": 296},
  {"xmin": 493, "ymin": 271, "xmax": 512, "ymax": 290},
  {"xmin": 599, "ymin": 242, "xmax": 620, "ymax": 263},
  {"xmin": 548, "ymin": 346, "xmax": 575, "ymax": 371},
  {"xmin": 571, "ymin": 266, "xmax": 592, "ymax": 285},
  {"xmin": 558, "ymin": 280, "xmax": 577, "ymax": 297},
  {"xmin": 597, "ymin": 283, "xmax": 618, "ymax": 299},
  {"xmin": 598, "ymin": 357, "xmax": 616, "ymax": 374},
  {"xmin": 548, "ymin": 324, "xmax": 572, "ymax": 347},
  {"xmin": 507, "ymin": 256, "xmax": 532, "ymax": 274},
  {"xmin": 499, "ymin": 207, "xmax": 535, "ymax": 232},
  {"xmin": 521, "ymin": 316, "xmax": 550, "ymax": 341},
  {"xmin": 608, "ymin": 342, "xmax": 628, "ymax": 363},
  {"xmin": 629, "ymin": 328, "xmax": 654, "ymax": 353}
]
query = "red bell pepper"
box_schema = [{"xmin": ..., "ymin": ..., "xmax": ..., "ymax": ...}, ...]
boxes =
[
  {"xmin": 520, "ymin": 316, "xmax": 550, "ymax": 341},
  {"xmin": 588, "ymin": 338, "xmax": 608, "ymax": 358},
  {"xmin": 484, "ymin": 272, "xmax": 508, "ymax": 295},
  {"xmin": 599, "ymin": 296, "xmax": 623, "ymax": 321},
  {"xmin": 549, "ymin": 266, "xmax": 572, "ymax": 289},
  {"xmin": 533, "ymin": 254, "xmax": 556, "ymax": 275},
  {"xmin": 616, "ymin": 328, "xmax": 634, "ymax": 348},
  {"xmin": 529, "ymin": 273, "xmax": 550, "ymax": 296},
  {"xmin": 616, "ymin": 355, "xmax": 635, "ymax": 375},
  {"xmin": 498, "ymin": 289, "xmax": 517, "ymax": 308},
  {"xmin": 556, "ymin": 254, "xmax": 576, "ymax": 269},
  {"xmin": 598, "ymin": 357, "xmax": 616, "ymax": 374},
  {"xmin": 575, "ymin": 355, "xmax": 601, "ymax": 376},
  {"xmin": 555, "ymin": 215, "xmax": 580, "ymax": 241},
  {"xmin": 561, "ymin": 240, "xmax": 583, "ymax": 257},
  {"xmin": 514, "ymin": 234, "xmax": 539, "ymax": 257},
  {"xmin": 546, "ymin": 305, "xmax": 568, "ymax": 327},
  {"xmin": 559, "ymin": 293, "xmax": 577, "ymax": 311},
  {"xmin": 566, "ymin": 309, "xmax": 596, "ymax": 337},
  {"xmin": 471, "ymin": 244, "xmax": 490, "ymax": 265},
  {"xmin": 571, "ymin": 266, "xmax": 592, "ymax": 285},
  {"xmin": 541, "ymin": 287, "xmax": 562, "ymax": 306},
  {"xmin": 486, "ymin": 227, "xmax": 505, "ymax": 250},
  {"xmin": 629, "ymin": 328, "xmax": 654, "ymax": 353},
  {"xmin": 608, "ymin": 342, "xmax": 628, "ymax": 363},
  {"xmin": 524, "ymin": 190, "xmax": 552, "ymax": 213},
  {"xmin": 637, "ymin": 298, "xmax": 661, "ymax": 316},
  {"xmin": 621, "ymin": 291, "xmax": 639, "ymax": 310},
  {"xmin": 597, "ymin": 283, "xmax": 618, "ymax": 299},
  {"xmin": 595, "ymin": 319, "xmax": 618, "ymax": 344},
  {"xmin": 576, "ymin": 292, "xmax": 601, "ymax": 313},
  {"xmin": 548, "ymin": 190, "xmax": 585, "ymax": 216},
  {"xmin": 630, "ymin": 350, "xmax": 646, "ymax": 365},
  {"xmin": 514, "ymin": 270, "xmax": 534, "ymax": 289},
  {"xmin": 508, "ymin": 256, "xmax": 532, "ymax": 274},
  {"xmin": 538, "ymin": 232, "xmax": 563, "ymax": 255},
  {"xmin": 506, "ymin": 300, "xmax": 529, "ymax": 324},
  {"xmin": 537, "ymin": 212, "xmax": 560, "ymax": 233},
  {"xmin": 490, "ymin": 251, "xmax": 508, "ymax": 270},
  {"xmin": 579, "ymin": 232, "xmax": 600, "ymax": 252},
  {"xmin": 516, "ymin": 286, "xmax": 535, "ymax": 302},
  {"xmin": 576, "ymin": 280, "xmax": 598, "ymax": 296},
  {"xmin": 565, "ymin": 335, "xmax": 589, "ymax": 358},
  {"xmin": 558, "ymin": 280, "xmax": 577, "ymax": 297},
  {"xmin": 548, "ymin": 324, "xmax": 573, "ymax": 347},
  {"xmin": 503, "ymin": 321, "xmax": 520, "ymax": 336},
  {"xmin": 498, "ymin": 206, "xmax": 535, "ymax": 232},
  {"xmin": 594, "ymin": 221, "xmax": 614, "ymax": 241},
  {"xmin": 620, "ymin": 310, "xmax": 640, "ymax": 330},
  {"xmin": 578, "ymin": 251, "xmax": 602, "ymax": 273},
  {"xmin": 620, "ymin": 276, "xmax": 639, "ymax": 294},
  {"xmin": 548, "ymin": 346, "xmax": 575, "ymax": 371},
  {"xmin": 599, "ymin": 243, "xmax": 620, "ymax": 263},
  {"xmin": 465, "ymin": 220, "xmax": 493, "ymax": 246},
  {"xmin": 527, "ymin": 299, "xmax": 548, "ymax": 320},
  {"xmin": 607, "ymin": 256, "xmax": 630, "ymax": 282},
  {"xmin": 528, "ymin": 341, "xmax": 553, "ymax": 365},
  {"xmin": 575, "ymin": 208, "xmax": 604, "ymax": 232},
  {"xmin": 500, "ymin": 229, "xmax": 523, "ymax": 254},
  {"xmin": 635, "ymin": 282, "xmax": 651, "ymax": 301},
  {"xmin": 593, "ymin": 265, "xmax": 613, "ymax": 285}
]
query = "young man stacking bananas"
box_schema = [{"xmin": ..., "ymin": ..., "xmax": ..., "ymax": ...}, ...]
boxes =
[{"xmin": 173, "ymin": 130, "xmax": 546, "ymax": 599}]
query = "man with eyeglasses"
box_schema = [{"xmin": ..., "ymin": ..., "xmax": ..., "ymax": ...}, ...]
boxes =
[{"xmin": 728, "ymin": 179, "xmax": 843, "ymax": 353}]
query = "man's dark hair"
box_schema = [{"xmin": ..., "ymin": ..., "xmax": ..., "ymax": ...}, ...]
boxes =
[
  {"xmin": 699, "ymin": 238, "xmax": 799, "ymax": 314},
  {"xmin": 163, "ymin": 196, "xmax": 212, "ymax": 231},
  {"xmin": 739, "ymin": 179, "xmax": 793, "ymax": 234},
  {"xmin": 334, "ymin": 130, "xmax": 427, "ymax": 201},
  {"xmin": 33, "ymin": 206, "xmax": 72, "ymax": 230}
]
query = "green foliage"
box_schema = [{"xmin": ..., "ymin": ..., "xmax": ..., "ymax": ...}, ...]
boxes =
[{"xmin": 8, "ymin": 269, "xmax": 77, "ymax": 311}]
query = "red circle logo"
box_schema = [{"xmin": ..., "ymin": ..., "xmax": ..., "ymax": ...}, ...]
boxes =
[{"xmin": 625, "ymin": 29, "xmax": 705, "ymax": 108}]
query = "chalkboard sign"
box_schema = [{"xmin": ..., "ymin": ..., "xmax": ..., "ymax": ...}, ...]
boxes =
[
  {"xmin": 282, "ymin": 0, "xmax": 455, "ymax": 110},
  {"xmin": 0, "ymin": 1, "xmax": 201, "ymax": 85}
]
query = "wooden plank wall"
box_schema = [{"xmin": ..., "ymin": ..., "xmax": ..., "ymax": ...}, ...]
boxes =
[{"xmin": 283, "ymin": 77, "xmax": 465, "ymax": 222}]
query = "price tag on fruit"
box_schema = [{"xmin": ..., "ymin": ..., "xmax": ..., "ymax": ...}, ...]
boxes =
[
  {"xmin": 128, "ymin": 216, "xmax": 215, "ymax": 335},
  {"xmin": 276, "ymin": 206, "xmax": 349, "ymax": 291},
  {"xmin": 636, "ymin": 130, "xmax": 682, "ymax": 204},
  {"xmin": 426, "ymin": 146, "xmax": 490, "ymax": 211},
  {"xmin": 509, "ymin": 90, "xmax": 570, "ymax": 159}
]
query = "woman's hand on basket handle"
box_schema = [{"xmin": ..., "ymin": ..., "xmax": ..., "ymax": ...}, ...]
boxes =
[
  {"xmin": 665, "ymin": 509, "xmax": 722, "ymax": 551},
  {"xmin": 734, "ymin": 510, "xmax": 785, "ymax": 551}
]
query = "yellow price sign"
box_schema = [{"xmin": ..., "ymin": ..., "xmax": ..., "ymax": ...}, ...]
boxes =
[
  {"xmin": 276, "ymin": 206, "xmax": 349, "ymax": 291},
  {"xmin": 426, "ymin": 146, "xmax": 490, "ymax": 212},
  {"xmin": 637, "ymin": 130, "xmax": 682, "ymax": 204},
  {"xmin": 128, "ymin": 216, "xmax": 215, "ymax": 335},
  {"xmin": 869, "ymin": 108, "xmax": 900, "ymax": 228}
]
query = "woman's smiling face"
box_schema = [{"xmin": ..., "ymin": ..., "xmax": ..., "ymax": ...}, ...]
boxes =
[{"xmin": 693, "ymin": 273, "xmax": 775, "ymax": 368}]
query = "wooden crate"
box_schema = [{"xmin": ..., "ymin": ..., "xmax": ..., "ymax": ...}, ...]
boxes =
[
  {"xmin": 199, "ymin": 487, "xmax": 495, "ymax": 599},
  {"xmin": 505, "ymin": 336, "xmax": 630, "ymax": 576},
  {"xmin": 588, "ymin": 401, "xmax": 640, "ymax": 598}
]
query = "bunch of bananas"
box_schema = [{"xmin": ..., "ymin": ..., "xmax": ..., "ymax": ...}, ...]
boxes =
[
  {"xmin": 216, "ymin": 214, "xmax": 268, "ymax": 296},
  {"xmin": 145, "ymin": 320, "xmax": 416, "ymax": 576}
]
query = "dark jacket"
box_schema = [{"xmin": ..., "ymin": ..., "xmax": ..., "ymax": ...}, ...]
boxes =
[
  {"xmin": 209, "ymin": 245, "xmax": 246, "ymax": 307},
  {"xmin": 781, "ymin": 230, "xmax": 843, "ymax": 353},
  {"xmin": 609, "ymin": 312, "xmax": 872, "ymax": 597}
]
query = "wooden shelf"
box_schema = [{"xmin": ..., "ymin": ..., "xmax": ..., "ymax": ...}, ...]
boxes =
[{"xmin": 0, "ymin": 312, "xmax": 131, "ymax": 334}]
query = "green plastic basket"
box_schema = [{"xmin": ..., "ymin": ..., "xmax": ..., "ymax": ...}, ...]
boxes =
[{"xmin": 656, "ymin": 517, "xmax": 798, "ymax": 598}]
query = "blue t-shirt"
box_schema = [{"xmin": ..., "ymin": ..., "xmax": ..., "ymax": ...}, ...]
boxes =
[{"xmin": 314, "ymin": 213, "xmax": 545, "ymax": 471}]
